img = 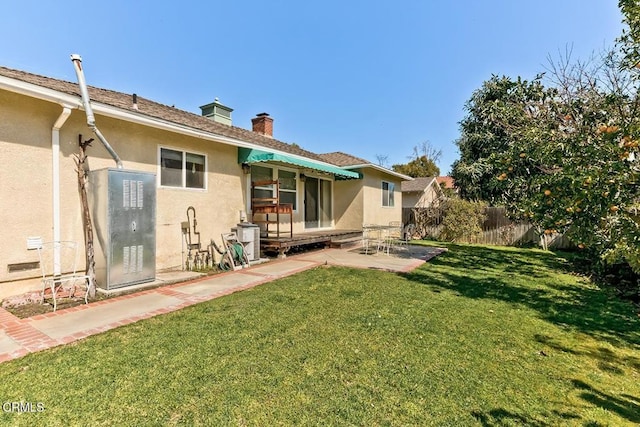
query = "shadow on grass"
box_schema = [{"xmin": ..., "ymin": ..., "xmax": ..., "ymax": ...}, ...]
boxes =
[
  {"xmin": 571, "ymin": 379, "xmax": 640, "ymax": 424},
  {"xmin": 403, "ymin": 243, "xmax": 640, "ymax": 348},
  {"xmin": 534, "ymin": 334, "xmax": 640, "ymax": 375},
  {"xmin": 471, "ymin": 408, "xmax": 551, "ymax": 426}
]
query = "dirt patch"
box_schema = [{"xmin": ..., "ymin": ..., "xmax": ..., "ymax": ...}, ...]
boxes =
[
  {"xmin": 2, "ymin": 289, "xmax": 110, "ymax": 319},
  {"xmin": 2, "ymin": 267, "xmax": 224, "ymax": 319}
]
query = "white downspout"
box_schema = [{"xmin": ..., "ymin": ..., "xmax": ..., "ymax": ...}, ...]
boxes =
[{"xmin": 52, "ymin": 105, "xmax": 72, "ymax": 274}]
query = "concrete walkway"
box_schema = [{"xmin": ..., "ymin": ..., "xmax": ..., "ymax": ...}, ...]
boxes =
[{"xmin": 0, "ymin": 245, "xmax": 445, "ymax": 364}]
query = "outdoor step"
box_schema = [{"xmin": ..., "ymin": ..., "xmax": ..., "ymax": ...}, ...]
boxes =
[{"xmin": 330, "ymin": 236, "xmax": 363, "ymax": 249}]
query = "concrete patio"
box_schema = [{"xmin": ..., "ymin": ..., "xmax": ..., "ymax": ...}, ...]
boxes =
[{"xmin": 0, "ymin": 245, "xmax": 446, "ymax": 363}]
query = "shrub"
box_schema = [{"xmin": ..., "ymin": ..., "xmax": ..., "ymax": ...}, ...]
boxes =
[{"xmin": 440, "ymin": 199, "xmax": 487, "ymax": 243}]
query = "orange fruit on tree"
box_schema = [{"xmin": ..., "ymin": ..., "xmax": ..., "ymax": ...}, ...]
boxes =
[{"xmin": 544, "ymin": 189, "xmax": 552, "ymax": 196}]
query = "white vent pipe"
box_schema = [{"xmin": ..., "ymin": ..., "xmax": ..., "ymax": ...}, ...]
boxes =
[{"xmin": 70, "ymin": 54, "xmax": 123, "ymax": 168}]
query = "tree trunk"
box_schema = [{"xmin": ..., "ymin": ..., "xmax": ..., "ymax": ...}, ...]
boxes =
[
  {"xmin": 535, "ymin": 225, "xmax": 549, "ymax": 251},
  {"xmin": 75, "ymin": 136, "xmax": 97, "ymax": 298}
]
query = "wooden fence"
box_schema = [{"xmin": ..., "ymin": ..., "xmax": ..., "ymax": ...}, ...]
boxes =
[{"xmin": 403, "ymin": 206, "xmax": 574, "ymax": 249}]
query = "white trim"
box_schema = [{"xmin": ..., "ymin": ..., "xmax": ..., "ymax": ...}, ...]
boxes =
[
  {"xmin": 157, "ymin": 145, "xmax": 208, "ymax": 191},
  {"xmin": 0, "ymin": 75, "xmax": 80, "ymax": 108},
  {"xmin": 303, "ymin": 175, "xmax": 334, "ymax": 230},
  {"xmin": 248, "ymin": 164, "xmax": 300, "ymax": 213},
  {"xmin": 381, "ymin": 180, "xmax": 395, "ymax": 207},
  {"xmin": 0, "ymin": 74, "xmax": 357, "ymax": 175},
  {"xmin": 343, "ymin": 163, "xmax": 412, "ymax": 181}
]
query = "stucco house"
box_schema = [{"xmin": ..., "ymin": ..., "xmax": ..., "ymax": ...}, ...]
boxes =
[
  {"xmin": 0, "ymin": 63, "xmax": 409, "ymax": 299},
  {"xmin": 317, "ymin": 152, "xmax": 407, "ymax": 229},
  {"xmin": 401, "ymin": 177, "xmax": 444, "ymax": 209}
]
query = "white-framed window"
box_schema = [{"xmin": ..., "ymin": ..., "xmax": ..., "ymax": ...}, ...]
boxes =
[
  {"xmin": 382, "ymin": 181, "xmax": 395, "ymax": 207},
  {"xmin": 251, "ymin": 165, "xmax": 297, "ymax": 210},
  {"xmin": 159, "ymin": 147, "xmax": 206, "ymax": 189}
]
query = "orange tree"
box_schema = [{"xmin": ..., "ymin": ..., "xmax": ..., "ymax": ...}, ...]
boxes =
[
  {"xmin": 487, "ymin": 54, "xmax": 639, "ymax": 272},
  {"xmin": 452, "ymin": 50, "xmax": 639, "ymax": 272}
]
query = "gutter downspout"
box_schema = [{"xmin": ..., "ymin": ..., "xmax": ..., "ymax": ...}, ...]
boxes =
[
  {"xmin": 52, "ymin": 105, "xmax": 72, "ymax": 274},
  {"xmin": 70, "ymin": 54, "xmax": 123, "ymax": 169}
]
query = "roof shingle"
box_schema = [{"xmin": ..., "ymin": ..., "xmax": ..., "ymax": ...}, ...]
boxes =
[
  {"xmin": 317, "ymin": 151, "xmax": 370, "ymax": 167},
  {"xmin": 0, "ymin": 65, "xmax": 332, "ymax": 164},
  {"xmin": 401, "ymin": 176, "xmax": 437, "ymax": 192}
]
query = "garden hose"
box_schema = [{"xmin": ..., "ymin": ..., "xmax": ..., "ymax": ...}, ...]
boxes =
[{"xmin": 218, "ymin": 242, "xmax": 247, "ymax": 271}]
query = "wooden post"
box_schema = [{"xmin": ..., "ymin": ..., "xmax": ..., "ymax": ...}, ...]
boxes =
[{"xmin": 74, "ymin": 135, "xmax": 97, "ymax": 298}]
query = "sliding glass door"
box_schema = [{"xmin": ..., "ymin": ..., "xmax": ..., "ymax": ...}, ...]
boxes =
[{"xmin": 304, "ymin": 177, "xmax": 332, "ymax": 229}]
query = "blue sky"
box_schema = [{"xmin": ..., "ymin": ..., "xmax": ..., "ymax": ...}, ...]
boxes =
[{"xmin": 0, "ymin": 1, "xmax": 624, "ymax": 174}]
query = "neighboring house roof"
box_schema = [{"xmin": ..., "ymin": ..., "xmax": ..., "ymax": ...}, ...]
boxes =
[
  {"xmin": 318, "ymin": 152, "xmax": 413, "ymax": 181},
  {"xmin": 437, "ymin": 176, "xmax": 456, "ymax": 189},
  {"xmin": 0, "ymin": 65, "xmax": 334, "ymax": 166},
  {"xmin": 401, "ymin": 177, "xmax": 438, "ymax": 193}
]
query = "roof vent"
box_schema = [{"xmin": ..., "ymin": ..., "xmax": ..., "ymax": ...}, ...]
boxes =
[{"xmin": 199, "ymin": 98, "xmax": 233, "ymax": 125}]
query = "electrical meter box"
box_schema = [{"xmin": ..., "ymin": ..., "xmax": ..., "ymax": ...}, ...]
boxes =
[{"xmin": 89, "ymin": 168, "xmax": 156, "ymax": 290}]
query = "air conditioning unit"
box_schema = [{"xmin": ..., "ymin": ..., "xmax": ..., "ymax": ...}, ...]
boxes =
[{"xmin": 234, "ymin": 223, "xmax": 260, "ymax": 261}]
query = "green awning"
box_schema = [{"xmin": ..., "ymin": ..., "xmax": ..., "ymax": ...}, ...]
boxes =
[{"xmin": 238, "ymin": 148, "xmax": 360, "ymax": 180}]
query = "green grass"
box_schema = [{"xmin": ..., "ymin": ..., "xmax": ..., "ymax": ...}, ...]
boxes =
[{"xmin": 1, "ymin": 242, "xmax": 639, "ymax": 426}]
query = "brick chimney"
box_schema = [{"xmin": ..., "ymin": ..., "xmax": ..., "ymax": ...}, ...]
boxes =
[{"xmin": 251, "ymin": 113, "xmax": 273, "ymax": 137}]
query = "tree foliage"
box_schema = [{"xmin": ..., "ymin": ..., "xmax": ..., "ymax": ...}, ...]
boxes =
[
  {"xmin": 619, "ymin": 0, "xmax": 640, "ymax": 68},
  {"xmin": 392, "ymin": 141, "xmax": 441, "ymax": 178},
  {"xmin": 451, "ymin": 75, "xmax": 550, "ymax": 201},
  {"xmin": 452, "ymin": 48, "xmax": 640, "ymax": 272}
]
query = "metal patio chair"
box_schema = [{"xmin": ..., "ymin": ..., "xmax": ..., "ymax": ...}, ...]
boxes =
[
  {"xmin": 37, "ymin": 241, "xmax": 91, "ymax": 311},
  {"xmin": 362, "ymin": 224, "xmax": 380, "ymax": 254},
  {"xmin": 383, "ymin": 221, "xmax": 404, "ymax": 254},
  {"xmin": 402, "ymin": 224, "xmax": 416, "ymax": 245}
]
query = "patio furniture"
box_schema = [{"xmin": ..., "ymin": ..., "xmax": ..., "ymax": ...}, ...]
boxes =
[
  {"xmin": 37, "ymin": 241, "xmax": 91, "ymax": 311},
  {"xmin": 362, "ymin": 224, "xmax": 391, "ymax": 254},
  {"xmin": 251, "ymin": 179, "xmax": 293, "ymax": 239},
  {"xmin": 384, "ymin": 221, "xmax": 405, "ymax": 254},
  {"xmin": 362, "ymin": 224, "xmax": 377, "ymax": 254},
  {"xmin": 402, "ymin": 224, "xmax": 416, "ymax": 244}
]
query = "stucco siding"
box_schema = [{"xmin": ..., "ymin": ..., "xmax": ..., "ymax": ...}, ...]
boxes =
[
  {"xmin": 361, "ymin": 169, "xmax": 402, "ymax": 225},
  {"xmin": 403, "ymin": 185, "xmax": 440, "ymax": 209},
  {"xmin": 0, "ymin": 85, "xmax": 406, "ymax": 298},
  {"xmin": 0, "ymin": 92, "xmax": 60, "ymax": 293},
  {"xmin": 402, "ymin": 192, "xmax": 422, "ymax": 208},
  {"xmin": 333, "ymin": 178, "xmax": 364, "ymax": 229},
  {"xmin": 0, "ymin": 89, "xmax": 248, "ymax": 297}
]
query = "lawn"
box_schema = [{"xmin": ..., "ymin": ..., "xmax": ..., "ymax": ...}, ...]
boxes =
[{"xmin": 0, "ymin": 242, "xmax": 638, "ymax": 426}]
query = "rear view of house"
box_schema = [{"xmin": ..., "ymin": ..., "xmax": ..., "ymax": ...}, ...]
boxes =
[{"xmin": 0, "ymin": 61, "xmax": 409, "ymax": 299}]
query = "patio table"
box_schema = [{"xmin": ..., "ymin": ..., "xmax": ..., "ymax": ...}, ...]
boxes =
[{"xmin": 362, "ymin": 224, "xmax": 400, "ymax": 254}]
